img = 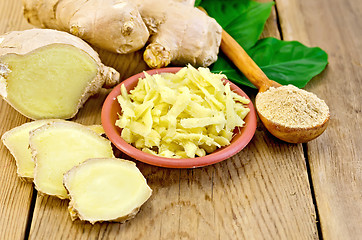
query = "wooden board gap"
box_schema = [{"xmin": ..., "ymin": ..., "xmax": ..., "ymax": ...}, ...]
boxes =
[
  {"xmin": 303, "ymin": 143, "xmax": 323, "ymax": 240},
  {"xmin": 273, "ymin": 0, "xmax": 284, "ymax": 40},
  {"xmin": 24, "ymin": 187, "xmax": 37, "ymax": 240}
]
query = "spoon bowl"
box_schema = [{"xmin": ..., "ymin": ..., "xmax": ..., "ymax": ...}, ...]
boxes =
[{"xmin": 257, "ymin": 110, "xmax": 330, "ymax": 143}]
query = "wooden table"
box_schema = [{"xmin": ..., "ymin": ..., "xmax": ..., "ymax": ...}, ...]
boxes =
[{"xmin": 1, "ymin": 0, "xmax": 361, "ymax": 239}]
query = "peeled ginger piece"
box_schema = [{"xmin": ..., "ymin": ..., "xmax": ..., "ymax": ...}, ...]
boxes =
[
  {"xmin": 64, "ymin": 158, "xmax": 152, "ymax": 224},
  {"xmin": 30, "ymin": 121, "xmax": 114, "ymax": 199}
]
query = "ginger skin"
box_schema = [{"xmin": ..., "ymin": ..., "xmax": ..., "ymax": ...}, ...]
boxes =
[
  {"xmin": 137, "ymin": 0, "xmax": 222, "ymax": 68},
  {"xmin": 23, "ymin": 0, "xmax": 149, "ymax": 54}
]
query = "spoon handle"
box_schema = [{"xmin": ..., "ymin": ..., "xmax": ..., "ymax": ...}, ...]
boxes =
[{"xmin": 220, "ymin": 30, "xmax": 281, "ymax": 92}]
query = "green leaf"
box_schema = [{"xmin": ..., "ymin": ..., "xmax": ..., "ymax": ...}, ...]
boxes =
[
  {"xmin": 200, "ymin": 0, "xmax": 274, "ymax": 50},
  {"xmin": 249, "ymin": 38, "xmax": 328, "ymax": 88},
  {"xmin": 194, "ymin": 0, "xmax": 202, "ymax": 7}
]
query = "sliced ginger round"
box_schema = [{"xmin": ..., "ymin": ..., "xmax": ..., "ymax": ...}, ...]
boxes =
[
  {"xmin": 64, "ymin": 158, "xmax": 152, "ymax": 224},
  {"xmin": 30, "ymin": 121, "xmax": 114, "ymax": 199}
]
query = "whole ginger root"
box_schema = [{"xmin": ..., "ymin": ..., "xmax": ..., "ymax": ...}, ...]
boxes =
[{"xmin": 22, "ymin": 0, "xmax": 222, "ymax": 69}]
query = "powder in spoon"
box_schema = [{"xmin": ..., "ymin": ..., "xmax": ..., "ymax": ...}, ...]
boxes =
[{"xmin": 256, "ymin": 85, "xmax": 329, "ymax": 128}]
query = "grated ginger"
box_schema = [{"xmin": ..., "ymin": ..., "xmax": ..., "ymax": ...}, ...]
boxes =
[{"xmin": 115, "ymin": 65, "xmax": 250, "ymax": 158}]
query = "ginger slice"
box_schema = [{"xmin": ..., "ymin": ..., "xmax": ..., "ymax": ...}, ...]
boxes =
[
  {"xmin": 1, "ymin": 120, "xmax": 106, "ymax": 180},
  {"xmin": 1, "ymin": 120, "xmax": 62, "ymax": 180},
  {"xmin": 0, "ymin": 29, "xmax": 119, "ymax": 120},
  {"xmin": 64, "ymin": 158, "xmax": 152, "ymax": 224},
  {"xmin": 30, "ymin": 121, "xmax": 114, "ymax": 199},
  {"xmin": 86, "ymin": 124, "xmax": 105, "ymax": 135}
]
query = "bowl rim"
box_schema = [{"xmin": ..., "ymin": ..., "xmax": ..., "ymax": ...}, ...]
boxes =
[{"xmin": 101, "ymin": 67, "xmax": 257, "ymax": 168}]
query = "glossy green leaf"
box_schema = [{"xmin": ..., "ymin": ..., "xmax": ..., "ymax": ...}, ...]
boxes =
[
  {"xmin": 194, "ymin": 0, "xmax": 202, "ymax": 6},
  {"xmin": 199, "ymin": 0, "xmax": 274, "ymax": 49}
]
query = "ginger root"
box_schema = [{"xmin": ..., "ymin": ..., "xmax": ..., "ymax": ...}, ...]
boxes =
[
  {"xmin": 22, "ymin": 0, "xmax": 222, "ymax": 69},
  {"xmin": 30, "ymin": 121, "xmax": 114, "ymax": 199},
  {"xmin": 64, "ymin": 158, "xmax": 152, "ymax": 224},
  {"xmin": 0, "ymin": 29, "xmax": 120, "ymax": 120}
]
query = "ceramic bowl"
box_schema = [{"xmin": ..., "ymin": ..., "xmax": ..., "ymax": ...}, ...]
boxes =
[{"xmin": 101, "ymin": 67, "xmax": 257, "ymax": 168}]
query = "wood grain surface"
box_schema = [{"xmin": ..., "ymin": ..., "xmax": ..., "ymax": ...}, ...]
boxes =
[
  {"xmin": 276, "ymin": 0, "xmax": 362, "ymax": 239},
  {"xmin": 0, "ymin": 0, "xmax": 360, "ymax": 240}
]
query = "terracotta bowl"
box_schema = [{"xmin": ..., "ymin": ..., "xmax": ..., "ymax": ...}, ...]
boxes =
[{"xmin": 101, "ymin": 67, "xmax": 257, "ymax": 168}]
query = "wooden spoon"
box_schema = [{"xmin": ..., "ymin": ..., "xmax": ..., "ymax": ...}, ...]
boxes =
[{"xmin": 220, "ymin": 30, "xmax": 329, "ymax": 143}]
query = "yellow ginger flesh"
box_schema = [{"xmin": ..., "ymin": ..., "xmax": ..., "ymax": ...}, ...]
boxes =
[
  {"xmin": 1, "ymin": 120, "xmax": 61, "ymax": 179},
  {"xmin": 30, "ymin": 122, "xmax": 114, "ymax": 199},
  {"xmin": 64, "ymin": 158, "xmax": 152, "ymax": 224},
  {"xmin": 0, "ymin": 44, "xmax": 98, "ymax": 119}
]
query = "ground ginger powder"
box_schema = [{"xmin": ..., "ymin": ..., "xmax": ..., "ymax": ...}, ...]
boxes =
[{"xmin": 256, "ymin": 85, "xmax": 329, "ymax": 128}]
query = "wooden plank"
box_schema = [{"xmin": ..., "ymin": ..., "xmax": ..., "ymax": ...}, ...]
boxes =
[
  {"xmin": 0, "ymin": 121, "xmax": 33, "ymax": 240},
  {"xmin": 178, "ymin": 134, "xmax": 318, "ymax": 240},
  {"xmin": 0, "ymin": 1, "xmax": 34, "ymax": 240},
  {"xmin": 276, "ymin": 0, "xmax": 362, "ymax": 239}
]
